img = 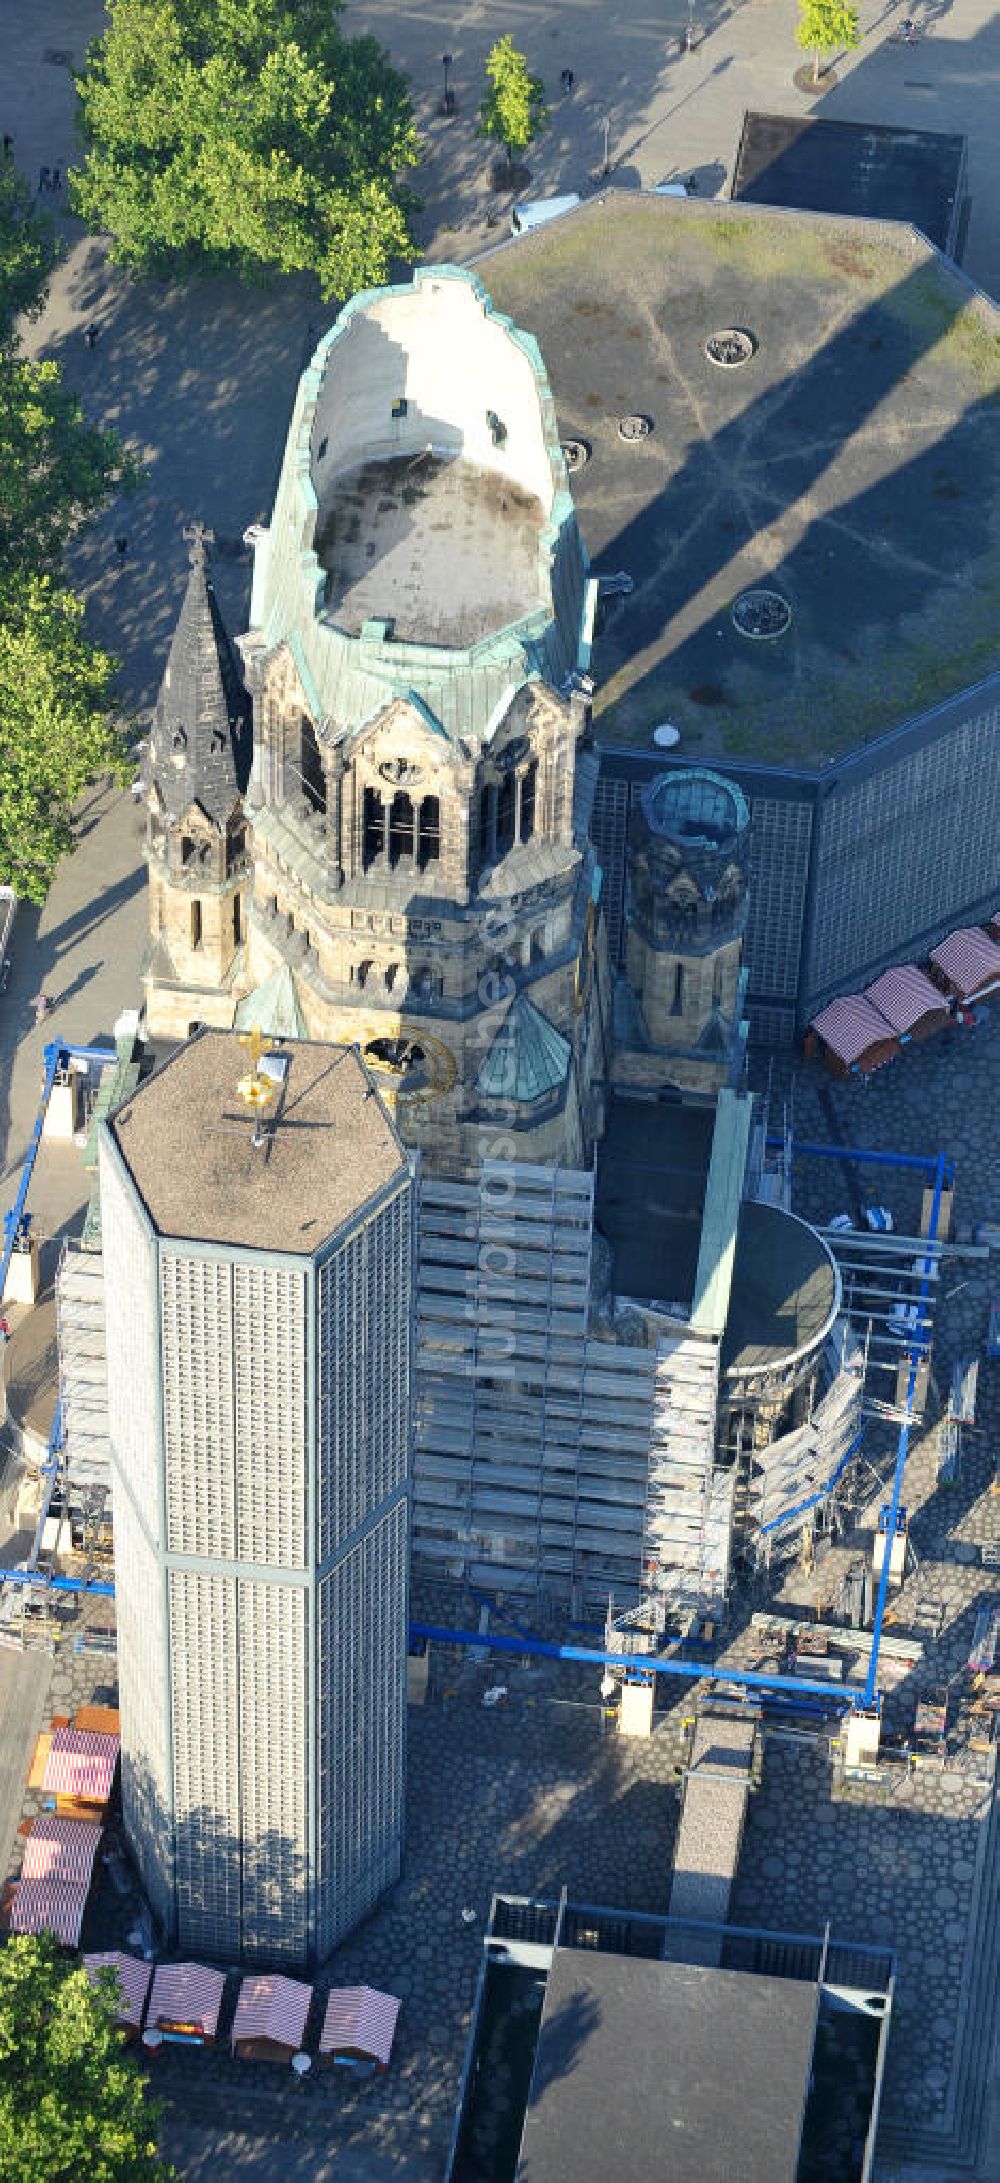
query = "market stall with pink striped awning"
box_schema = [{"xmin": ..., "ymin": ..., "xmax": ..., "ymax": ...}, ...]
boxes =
[
  {"xmin": 42, "ymin": 1726, "xmax": 119, "ymax": 1806},
  {"xmin": 148, "ymin": 1961, "xmax": 226, "ymax": 2044},
  {"xmin": 21, "ymin": 1817, "xmax": 101, "ymax": 1887},
  {"xmin": 929, "ymin": 926, "xmax": 1000, "ymax": 1003},
  {"xmin": 8, "ymin": 1878, "xmax": 89, "ymax": 1948},
  {"xmin": 807, "ymin": 993, "xmax": 899, "ymax": 1078},
  {"xmin": 83, "ymin": 1952, "xmax": 153, "ymax": 2035},
  {"xmin": 232, "ymin": 1973, "xmax": 313, "ymax": 2062},
  {"xmin": 862, "ymin": 965, "xmax": 952, "ymax": 1043},
  {"xmin": 318, "ymin": 1985, "xmax": 401, "ymax": 2068}
]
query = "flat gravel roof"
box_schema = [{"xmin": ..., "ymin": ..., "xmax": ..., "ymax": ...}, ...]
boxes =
[
  {"xmin": 517, "ymin": 1950, "xmax": 816, "ymax": 2183},
  {"xmin": 479, "ymin": 193, "xmax": 1000, "ymax": 766},
  {"xmin": 107, "ymin": 1030, "xmax": 407, "ymax": 1254}
]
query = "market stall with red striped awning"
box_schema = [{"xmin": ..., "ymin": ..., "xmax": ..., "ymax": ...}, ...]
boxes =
[
  {"xmin": 232, "ymin": 1974, "xmax": 313, "ymax": 2061},
  {"xmin": 808, "ymin": 993, "xmax": 899, "ymax": 1077},
  {"xmin": 148, "ymin": 1962, "xmax": 226, "ymax": 2043},
  {"xmin": 318, "ymin": 1986, "xmax": 401, "ymax": 2068},
  {"xmin": 862, "ymin": 964, "xmax": 952, "ymax": 1042},
  {"xmin": 8, "ymin": 1878, "xmax": 89, "ymax": 1948},
  {"xmin": 929, "ymin": 926, "xmax": 1000, "ymax": 1002},
  {"xmin": 42, "ymin": 1727, "xmax": 119, "ymax": 1804},
  {"xmin": 21, "ymin": 1817, "xmax": 102, "ymax": 1886},
  {"xmin": 84, "ymin": 1952, "xmax": 153, "ymax": 2034}
]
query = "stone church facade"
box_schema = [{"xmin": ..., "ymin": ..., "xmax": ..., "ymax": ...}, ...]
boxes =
[{"xmin": 143, "ymin": 268, "xmax": 742, "ymax": 1168}]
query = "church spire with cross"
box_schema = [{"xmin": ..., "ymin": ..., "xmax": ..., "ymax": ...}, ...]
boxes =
[
  {"xmin": 142, "ymin": 523, "xmax": 254, "ymax": 1037},
  {"xmin": 146, "ymin": 520, "xmax": 249, "ymax": 828}
]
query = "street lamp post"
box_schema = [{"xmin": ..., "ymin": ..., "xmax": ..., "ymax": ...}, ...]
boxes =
[{"xmin": 601, "ymin": 114, "xmax": 611, "ymax": 177}]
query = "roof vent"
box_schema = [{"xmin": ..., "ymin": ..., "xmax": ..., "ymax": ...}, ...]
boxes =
[
  {"xmin": 705, "ymin": 328, "xmax": 757, "ymax": 368},
  {"xmin": 732, "ymin": 590, "xmax": 792, "ymax": 640},
  {"xmin": 617, "ymin": 413, "xmax": 653, "ymax": 442}
]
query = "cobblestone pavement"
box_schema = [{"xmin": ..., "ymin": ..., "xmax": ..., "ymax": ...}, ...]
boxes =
[{"xmin": 745, "ymin": 1018, "xmax": 1000, "ymax": 2181}]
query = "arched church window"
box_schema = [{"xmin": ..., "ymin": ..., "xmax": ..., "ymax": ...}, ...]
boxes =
[
  {"xmin": 354, "ymin": 959, "xmax": 373, "ymax": 989},
  {"xmin": 385, "ymin": 962, "xmax": 401, "ymax": 992},
  {"xmin": 389, "ymin": 791, "xmax": 414, "ymax": 868},
  {"xmin": 418, "ymin": 795, "xmax": 440, "ymax": 868},
  {"xmin": 480, "ymin": 784, "xmax": 496, "ymax": 866},
  {"xmin": 299, "ymin": 715, "xmax": 326, "ymax": 814},
  {"xmin": 181, "ymin": 837, "xmax": 195, "ymax": 867},
  {"xmin": 363, "ymin": 788, "xmax": 385, "ymax": 868},
  {"xmin": 670, "ymin": 963, "xmax": 685, "ymax": 1015},
  {"xmin": 172, "ymin": 728, "xmax": 187, "ymax": 754},
  {"xmin": 520, "ymin": 760, "xmax": 537, "ymax": 843},
  {"xmin": 496, "ymin": 772, "xmax": 515, "ymax": 855},
  {"xmin": 530, "ymin": 927, "xmax": 545, "ymax": 965}
]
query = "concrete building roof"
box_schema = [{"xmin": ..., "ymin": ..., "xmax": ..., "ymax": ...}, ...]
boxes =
[
  {"xmin": 105, "ymin": 1030, "xmax": 407, "ymax": 1254},
  {"xmin": 732, "ymin": 111, "xmax": 967, "ymax": 256},
  {"xmin": 478, "ymin": 192, "xmax": 1000, "ymax": 766},
  {"xmin": 516, "ymin": 1950, "xmax": 816, "ymax": 2183},
  {"xmin": 722, "ymin": 1203, "xmax": 840, "ymax": 1377}
]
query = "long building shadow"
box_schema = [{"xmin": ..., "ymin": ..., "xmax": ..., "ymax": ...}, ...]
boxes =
[{"xmin": 583, "ymin": 237, "xmax": 999, "ymax": 764}]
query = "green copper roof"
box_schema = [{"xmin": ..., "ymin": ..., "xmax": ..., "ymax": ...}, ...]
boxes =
[
  {"xmin": 234, "ymin": 964, "xmax": 307, "ymax": 1041},
  {"xmin": 477, "ymin": 996, "xmax": 572, "ymax": 1105}
]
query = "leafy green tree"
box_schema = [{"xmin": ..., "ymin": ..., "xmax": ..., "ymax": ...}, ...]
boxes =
[
  {"xmin": 0, "ymin": 157, "xmax": 59, "ymax": 335},
  {"xmin": 795, "ymin": 0, "xmax": 860, "ymax": 83},
  {"xmin": 0, "ymin": 580, "xmax": 128, "ymax": 903},
  {"xmin": 0, "ymin": 1933, "xmax": 173, "ymax": 2182},
  {"xmin": 71, "ymin": 0, "xmax": 420, "ymax": 300},
  {"xmin": 479, "ymin": 35, "xmax": 548, "ymax": 176},
  {"xmin": 0, "ymin": 157, "xmax": 137, "ymax": 575},
  {"xmin": 0, "ymin": 164, "xmax": 135, "ymax": 899}
]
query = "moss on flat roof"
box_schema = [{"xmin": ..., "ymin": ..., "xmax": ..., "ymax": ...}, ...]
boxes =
[{"xmin": 478, "ymin": 194, "xmax": 1000, "ymax": 765}]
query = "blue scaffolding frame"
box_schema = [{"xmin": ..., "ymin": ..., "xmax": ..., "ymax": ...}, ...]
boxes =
[{"xmin": 0, "ymin": 1064, "xmax": 951, "ymax": 1714}]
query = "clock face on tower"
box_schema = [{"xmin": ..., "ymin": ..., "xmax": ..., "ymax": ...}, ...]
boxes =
[{"xmin": 350, "ymin": 1019, "xmax": 457, "ymax": 1104}]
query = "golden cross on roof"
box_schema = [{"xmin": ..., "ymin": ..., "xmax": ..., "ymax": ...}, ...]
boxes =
[{"xmin": 236, "ymin": 1026, "xmax": 274, "ymax": 1114}]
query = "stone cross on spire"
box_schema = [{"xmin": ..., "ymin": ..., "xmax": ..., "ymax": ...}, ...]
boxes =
[{"xmin": 183, "ymin": 519, "xmax": 215, "ymax": 570}]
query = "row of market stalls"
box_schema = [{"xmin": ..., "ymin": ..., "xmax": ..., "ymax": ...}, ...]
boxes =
[
  {"xmin": 2, "ymin": 1712, "xmax": 122, "ymax": 1948},
  {"xmin": 2, "ymin": 1698, "xmax": 401, "ymax": 2076},
  {"xmin": 81, "ymin": 1960, "xmax": 401, "ymax": 2072},
  {"xmin": 807, "ymin": 915, "xmax": 1000, "ymax": 1077}
]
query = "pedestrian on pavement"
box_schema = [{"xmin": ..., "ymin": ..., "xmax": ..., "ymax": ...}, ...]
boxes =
[
  {"xmin": 0, "ymin": 1315, "xmax": 10, "ymax": 1346},
  {"xmin": 32, "ymin": 992, "xmax": 51, "ymax": 1024},
  {"xmin": 50, "ymin": 166, "xmax": 61, "ymax": 190},
  {"xmin": 38, "ymin": 165, "xmax": 50, "ymax": 193},
  {"xmin": 115, "ymin": 534, "xmax": 128, "ymax": 556},
  {"xmin": 2, "ymin": 135, "xmax": 12, "ymax": 157},
  {"xmin": 84, "ymin": 324, "xmax": 100, "ymax": 349},
  {"xmin": 561, "ymin": 68, "xmax": 575, "ymax": 95}
]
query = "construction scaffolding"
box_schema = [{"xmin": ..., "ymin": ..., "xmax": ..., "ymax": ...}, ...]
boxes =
[
  {"xmin": 644, "ymin": 1334, "xmax": 732, "ymax": 1607},
  {"xmin": 413, "ymin": 1160, "xmax": 730, "ymax": 1612},
  {"xmin": 56, "ymin": 1245, "xmax": 111, "ymax": 1510}
]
